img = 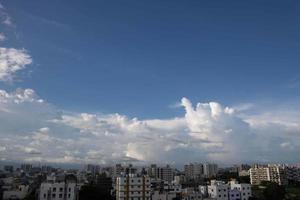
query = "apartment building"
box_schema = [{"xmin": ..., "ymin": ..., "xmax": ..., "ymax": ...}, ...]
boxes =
[
  {"xmin": 207, "ymin": 180, "xmax": 229, "ymax": 200},
  {"xmin": 249, "ymin": 165, "xmax": 287, "ymax": 185},
  {"xmin": 203, "ymin": 163, "xmax": 218, "ymax": 178},
  {"xmin": 201, "ymin": 180, "xmax": 252, "ymax": 200},
  {"xmin": 184, "ymin": 163, "xmax": 203, "ymax": 179},
  {"xmin": 229, "ymin": 180, "xmax": 251, "ymax": 200},
  {"xmin": 115, "ymin": 175, "xmax": 151, "ymax": 200},
  {"xmin": 39, "ymin": 175, "xmax": 78, "ymax": 200}
]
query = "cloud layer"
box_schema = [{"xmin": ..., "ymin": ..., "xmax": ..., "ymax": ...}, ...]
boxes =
[{"xmin": 0, "ymin": 89, "xmax": 299, "ymax": 165}]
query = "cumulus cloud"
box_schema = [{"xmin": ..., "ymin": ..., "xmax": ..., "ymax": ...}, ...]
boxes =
[
  {"xmin": 0, "ymin": 89, "xmax": 299, "ymax": 165},
  {"xmin": 0, "ymin": 48, "xmax": 32, "ymax": 82}
]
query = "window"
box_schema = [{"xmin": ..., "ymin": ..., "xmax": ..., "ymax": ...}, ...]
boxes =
[
  {"xmin": 53, "ymin": 187, "xmax": 56, "ymax": 192},
  {"xmin": 52, "ymin": 194, "xmax": 56, "ymax": 198},
  {"xmin": 59, "ymin": 194, "xmax": 62, "ymax": 198},
  {"xmin": 44, "ymin": 194, "xmax": 46, "ymax": 198},
  {"xmin": 68, "ymin": 194, "xmax": 71, "ymax": 198},
  {"xmin": 60, "ymin": 187, "xmax": 63, "ymax": 192},
  {"xmin": 69, "ymin": 188, "xmax": 71, "ymax": 192}
]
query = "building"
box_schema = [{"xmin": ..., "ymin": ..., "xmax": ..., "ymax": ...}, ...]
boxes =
[
  {"xmin": 229, "ymin": 180, "xmax": 251, "ymax": 200},
  {"xmin": 156, "ymin": 165, "xmax": 174, "ymax": 183},
  {"xmin": 184, "ymin": 163, "xmax": 203, "ymax": 180},
  {"xmin": 115, "ymin": 175, "xmax": 151, "ymax": 200},
  {"xmin": 207, "ymin": 180, "xmax": 229, "ymax": 200},
  {"xmin": 249, "ymin": 165, "xmax": 287, "ymax": 185},
  {"xmin": 181, "ymin": 188, "xmax": 202, "ymax": 200},
  {"xmin": 152, "ymin": 191, "xmax": 177, "ymax": 200},
  {"xmin": 113, "ymin": 164, "xmax": 124, "ymax": 177},
  {"xmin": 39, "ymin": 174, "xmax": 79, "ymax": 200},
  {"xmin": 3, "ymin": 165, "xmax": 13, "ymax": 173},
  {"xmin": 285, "ymin": 166, "xmax": 300, "ymax": 183},
  {"xmin": 21, "ymin": 164, "xmax": 32, "ymax": 172},
  {"xmin": 201, "ymin": 180, "xmax": 252, "ymax": 200},
  {"xmin": 85, "ymin": 164, "xmax": 100, "ymax": 176},
  {"xmin": 203, "ymin": 163, "xmax": 218, "ymax": 178},
  {"xmin": 2, "ymin": 185, "xmax": 30, "ymax": 200},
  {"xmin": 147, "ymin": 164, "xmax": 157, "ymax": 178}
]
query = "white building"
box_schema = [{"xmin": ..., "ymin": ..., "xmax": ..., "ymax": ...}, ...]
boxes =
[
  {"xmin": 207, "ymin": 180, "xmax": 229, "ymax": 200},
  {"xmin": 39, "ymin": 175, "xmax": 78, "ymax": 200},
  {"xmin": 229, "ymin": 180, "xmax": 251, "ymax": 200},
  {"xmin": 249, "ymin": 165, "xmax": 287, "ymax": 185},
  {"xmin": 115, "ymin": 175, "xmax": 151, "ymax": 200},
  {"xmin": 203, "ymin": 180, "xmax": 252, "ymax": 200}
]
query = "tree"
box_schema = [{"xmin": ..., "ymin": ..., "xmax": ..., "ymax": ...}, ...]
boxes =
[{"xmin": 263, "ymin": 182, "xmax": 286, "ymax": 200}]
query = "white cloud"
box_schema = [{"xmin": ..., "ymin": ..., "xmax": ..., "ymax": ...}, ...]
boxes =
[
  {"xmin": 0, "ymin": 89, "xmax": 299, "ymax": 165},
  {"xmin": 0, "ymin": 48, "xmax": 32, "ymax": 82},
  {"xmin": 0, "ymin": 3, "xmax": 13, "ymax": 27},
  {"xmin": 0, "ymin": 33, "xmax": 5, "ymax": 42}
]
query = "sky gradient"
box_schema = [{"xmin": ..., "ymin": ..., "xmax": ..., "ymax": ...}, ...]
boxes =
[{"xmin": 0, "ymin": 0, "xmax": 300, "ymax": 166}]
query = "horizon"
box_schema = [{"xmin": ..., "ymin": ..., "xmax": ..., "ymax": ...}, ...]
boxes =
[{"xmin": 0, "ymin": 0, "xmax": 300, "ymax": 165}]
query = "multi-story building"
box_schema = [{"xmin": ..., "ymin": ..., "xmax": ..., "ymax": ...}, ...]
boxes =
[
  {"xmin": 113, "ymin": 164, "xmax": 124, "ymax": 178},
  {"xmin": 39, "ymin": 175, "xmax": 79, "ymax": 200},
  {"xmin": 21, "ymin": 164, "xmax": 32, "ymax": 172},
  {"xmin": 201, "ymin": 180, "xmax": 252, "ymax": 200},
  {"xmin": 229, "ymin": 180, "xmax": 251, "ymax": 200},
  {"xmin": 207, "ymin": 180, "xmax": 229, "ymax": 200},
  {"xmin": 115, "ymin": 175, "xmax": 151, "ymax": 200},
  {"xmin": 152, "ymin": 190, "xmax": 176, "ymax": 200},
  {"xmin": 147, "ymin": 164, "xmax": 157, "ymax": 178},
  {"xmin": 181, "ymin": 188, "xmax": 202, "ymax": 200},
  {"xmin": 3, "ymin": 185, "xmax": 30, "ymax": 200},
  {"xmin": 156, "ymin": 165, "xmax": 174, "ymax": 183},
  {"xmin": 285, "ymin": 166, "xmax": 300, "ymax": 183},
  {"xmin": 249, "ymin": 165, "xmax": 287, "ymax": 185},
  {"xmin": 184, "ymin": 163, "xmax": 203, "ymax": 180},
  {"xmin": 203, "ymin": 163, "xmax": 218, "ymax": 178}
]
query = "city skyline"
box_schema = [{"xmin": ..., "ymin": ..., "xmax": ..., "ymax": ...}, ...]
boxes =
[{"xmin": 0, "ymin": 0, "xmax": 300, "ymax": 165}]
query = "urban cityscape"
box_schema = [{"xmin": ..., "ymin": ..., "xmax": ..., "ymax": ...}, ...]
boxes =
[
  {"xmin": 0, "ymin": 162, "xmax": 300, "ymax": 199},
  {"xmin": 1, "ymin": 0, "xmax": 300, "ymax": 199}
]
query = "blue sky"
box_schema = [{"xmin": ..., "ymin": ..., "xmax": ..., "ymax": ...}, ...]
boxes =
[
  {"xmin": 1, "ymin": 0, "xmax": 300, "ymax": 118},
  {"xmin": 0, "ymin": 0, "xmax": 300, "ymax": 165}
]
